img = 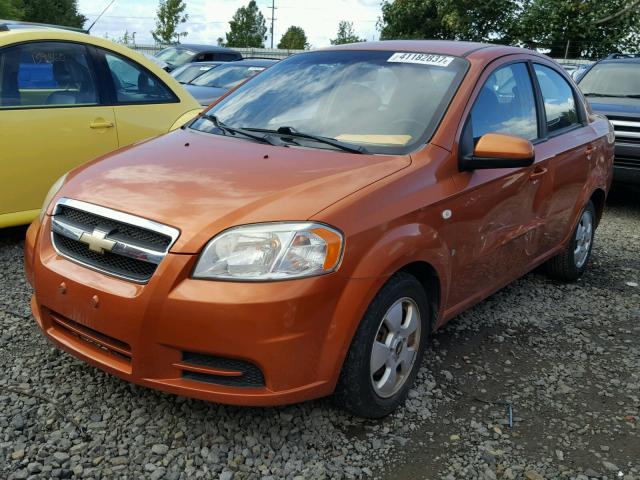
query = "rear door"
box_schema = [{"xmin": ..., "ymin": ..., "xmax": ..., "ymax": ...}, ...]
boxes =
[
  {"xmin": 0, "ymin": 41, "xmax": 117, "ymax": 217},
  {"xmin": 94, "ymin": 48, "xmax": 188, "ymax": 147},
  {"xmin": 530, "ymin": 63, "xmax": 593, "ymax": 252}
]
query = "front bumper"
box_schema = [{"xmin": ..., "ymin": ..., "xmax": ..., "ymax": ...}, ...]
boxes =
[
  {"xmin": 26, "ymin": 217, "xmax": 375, "ymax": 406},
  {"xmin": 613, "ymin": 141, "xmax": 640, "ymax": 184}
]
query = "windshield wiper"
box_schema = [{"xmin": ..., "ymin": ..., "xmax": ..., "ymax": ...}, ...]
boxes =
[
  {"xmin": 199, "ymin": 114, "xmax": 286, "ymax": 147},
  {"xmin": 243, "ymin": 126, "xmax": 368, "ymax": 154}
]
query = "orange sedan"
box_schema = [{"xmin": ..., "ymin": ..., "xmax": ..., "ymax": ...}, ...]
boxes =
[{"xmin": 24, "ymin": 41, "xmax": 614, "ymax": 418}]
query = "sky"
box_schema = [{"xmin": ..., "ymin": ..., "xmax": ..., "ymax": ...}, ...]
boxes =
[{"xmin": 79, "ymin": 0, "xmax": 383, "ymax": 48}]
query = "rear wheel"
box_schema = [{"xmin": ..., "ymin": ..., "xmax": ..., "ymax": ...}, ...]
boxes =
[
  {"xmin": 334, "ymin": 272, "xmax": 430, "ymax": 418},
  {"xmin": 545, "ymin": 200, "xmax": 596, "ymax": 281}
]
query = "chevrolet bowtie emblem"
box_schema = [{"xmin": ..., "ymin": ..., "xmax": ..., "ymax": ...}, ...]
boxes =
[{"xmin": 79, "ymin": 227, "xmax": 116, "ymax": 254}]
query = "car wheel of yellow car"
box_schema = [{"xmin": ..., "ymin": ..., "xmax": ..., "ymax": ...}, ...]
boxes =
[{"xmin": 334, "ymin": 272, "xmax": 431, "ymax": 418}]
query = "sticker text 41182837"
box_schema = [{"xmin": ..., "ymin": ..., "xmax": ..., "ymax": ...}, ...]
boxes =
[{"xmin": 387, "ymin": 52, "xmax": 454, "ymax": 67}]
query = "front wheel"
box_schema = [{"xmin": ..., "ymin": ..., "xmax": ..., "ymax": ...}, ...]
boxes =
[
  {"xmin": 334, "ymin": 272, "xmax": 430, "ymax": 418},
  {"xmin": 544, "ymin": 200, "xmax": 596, "ymax": 281}
]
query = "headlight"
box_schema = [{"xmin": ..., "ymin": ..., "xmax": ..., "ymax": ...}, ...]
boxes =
[
  {"xmin": 193, "ymin": 222, "xmax": 344, "ymax": 281},
  {"xmin": 39, "ymin": 173, "xmax": 68, "ymax": 221}
]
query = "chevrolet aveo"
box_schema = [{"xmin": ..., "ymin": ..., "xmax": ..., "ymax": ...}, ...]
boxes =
[{"xmin": 25, "ymin": 41, "xmax": 614, "ymax": 418}]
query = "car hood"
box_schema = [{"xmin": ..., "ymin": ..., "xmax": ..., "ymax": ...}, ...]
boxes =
[
  {"xmin": 184, "ymin": 84, "xmax": 227, "ymax": 106},
  {"xmin": 59, "ymin": 128, "xmax": 411, "ymax": 253},
  {"xmin": 587, "ymin": 97, "xmax": 640, "ymax": 117}
]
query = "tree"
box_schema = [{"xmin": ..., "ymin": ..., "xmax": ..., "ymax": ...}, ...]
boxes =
[
  {"xmin": 330, "ymin": 21, "xmax": 364, "ymax": 45},
  {"xmin": 21, "ymin": 0, "xmax": 85, "ymax": 28},
  {"xmin": 378, "ymin": 0, "xmax": 517, "ymax": 43},
  {"xmin": 151, "ymin": 0, "xmax": 188, "ymax": 44},
  {"xmin": 516, "ymin": 0, "xmax": 640, "ymax": 57},
  {"xmin": 0, "ymin": 0, "xmax": 23, "ymax": 20},
  {"xmin": 278, "ymin": 26, "xmax": 309, "ymax": 49},
  {"xmin": 225, "ymin": 0, "xmax": 267, "ymax": 48},
  {"xmin": 116, "ymin": 30, "xmax": 136, "ymax": 45}
]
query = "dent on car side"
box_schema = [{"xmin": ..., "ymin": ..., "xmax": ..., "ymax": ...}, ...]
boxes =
[
  {"xmin": 24, "ymin": 41, "xmax": 614, "ymax": 417},
  {"xmin": 0, "ymin": 29, "xmax": 201, "ymax": 228}
]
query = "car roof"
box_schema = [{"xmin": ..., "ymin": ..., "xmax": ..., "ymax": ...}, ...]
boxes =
[
  {"xmin": 598, "ymin": 58, "xmax": 640, "ymax": 64},
  {"xmin": 322, "ymin": 40, "xmax": 537, "ymax": 59},
  {"xmin": 221, "ymin": 58, "xmax": 278, "ymax": 67},
  {"xmin": 0, "ymin": 19, "xmax": 86, "ymax": 33},
  {"xmin": 179, "ymin": 61, "xmax": 223, "ymax": 67},
  {"xmin": 163, "ymin": 44, "xmax": 239, "ymax": 53}
]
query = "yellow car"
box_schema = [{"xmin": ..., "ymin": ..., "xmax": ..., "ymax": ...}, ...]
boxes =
[{"xmin": 0, "ymin": 24, "xmax": 202, "ymax": 228}]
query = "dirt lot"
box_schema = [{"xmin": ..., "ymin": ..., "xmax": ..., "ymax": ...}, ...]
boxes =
[{"xmin": 1, "ymin": 184, "xmax": 638, "ymax": 480}]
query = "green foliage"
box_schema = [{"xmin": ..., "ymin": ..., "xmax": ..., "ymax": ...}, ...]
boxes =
[
  {"xmin": 330, "ymin": 21, "xmax": 364, "ymax": 45},
  {"xmin": 225, "ymin": 0, "xmax": 267, "ymax": 48},
  {"xmin": 516, "ymin": 0, "xmax": 640, "ymax": 57},
  {"xmin": 378, "ymin": 0, "xmax": 640, "ymax": 58},
  {"xmin": 20, "ymin": 0, "xmax": 85, "ymax": 28},
  {"xmin": 152, "ymin": 0, "xmax": 188, "ymax": 44},
  {"xmin": 379, "ymin": 0, "xmax": 516, "ymax": 42},
  {"xmin": 0, "ymin": 0, "xmax": 23, "ymax": 20},
  {"xmin": 278, "ymin": 25, "xmax": 309, "ymax": 49}
]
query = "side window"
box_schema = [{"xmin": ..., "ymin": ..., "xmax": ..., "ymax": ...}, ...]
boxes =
[
  {"xmin": 0, "ymin": 42, "xmax": 98, "ymax": 108},
  {"xmin": 470, "ymin": 63, "xmax": 538, "ymax": 141},
  {"xmin": 104, "ymin": 51, "xmax": 175, "ymax": 104},
  {"xmin": 216, "ymin": 53, "xmax": 239, "ymax": 62},
  {"xmin": 534, "ymin": 64, "xmax": 579, "ymax": 134}
]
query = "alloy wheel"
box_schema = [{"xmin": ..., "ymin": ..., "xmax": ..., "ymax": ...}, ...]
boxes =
[{"xmin": 370, "ymin": 297, "xmax": 421, "ymax": 398}]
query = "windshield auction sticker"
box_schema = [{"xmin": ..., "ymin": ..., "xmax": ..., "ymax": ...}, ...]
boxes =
[{"xmin": 387, "ymin": 52, "xmax": 454, "ymax": 67}]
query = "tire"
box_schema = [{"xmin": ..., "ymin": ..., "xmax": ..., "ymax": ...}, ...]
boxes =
[
  {"xmin": 334, "ymin": 272, "xmax": 431, "ymax": 418},
  {"xmin": 544, "ymin": 200, "xmax": 596, "ymax": 282}
]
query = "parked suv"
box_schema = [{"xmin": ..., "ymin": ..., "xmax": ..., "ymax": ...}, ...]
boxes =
[
  {"xmin": 25, "ymin": 41, "xmax": 613, "ymax": 418},
  {"xmin": 578, "ymin": 53, "xmax": 640, "ymax": 184}
]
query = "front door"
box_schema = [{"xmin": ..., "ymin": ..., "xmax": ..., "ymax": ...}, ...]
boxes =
[
  {"xmin": 98, "ymin": 49, "xmax": 188, "ymax": 147},
  {"xmin": 443, "ymin": 61, "xmax": 548, "ymax": 311},
  {"xmin": 0, "ymin": 41, "xmax": 118, "ymax": 217}
]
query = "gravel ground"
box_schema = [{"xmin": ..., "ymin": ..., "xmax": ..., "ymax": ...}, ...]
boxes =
[{"xmin": 1, "ymin": 184, "xmax": 638, "ymax": 480}]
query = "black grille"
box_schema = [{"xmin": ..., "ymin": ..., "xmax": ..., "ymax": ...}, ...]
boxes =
[
  {"xmin": 615, "ymin": 156, "xmax": 640, "ymax": 169},
  {"xmin": 181, "ymin": 351, "xmax": 265, "ymax": 388},
  {"xmin": 58, "ymin": 206, "xmax": 171, "ymax": 250},
  {"xmin": 53, "ymin": 233, "xmax": 157, "ymax": 282}
]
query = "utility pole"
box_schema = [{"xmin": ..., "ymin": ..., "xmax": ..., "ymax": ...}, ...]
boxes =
[{"xmin": 269, "ymin": 0, "xmax": 276, "ymax": 49}]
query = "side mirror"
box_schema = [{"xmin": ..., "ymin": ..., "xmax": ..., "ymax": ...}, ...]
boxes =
[{"xmin": 460, "ymin": 133, "xmax": 535, "ymax": 170}]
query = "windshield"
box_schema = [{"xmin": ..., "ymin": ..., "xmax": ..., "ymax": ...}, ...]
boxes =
[
  {"xmin": 190, "ymin": 50, "xmax": 468, "ymax": 154},
  {"xmin": 172, "ymin": 63, "xmax": 219, "ymax": 83},
  {"xmin": 191, "ymin": 64, "xmax": 267, "ymax": 89},
  {"xmin": 155, "ymin": 47, "xmax": 195, "ymax": 65},
  {"xmin": 579, "ymin": 62, "xmax": 640, "ymax": 96}
]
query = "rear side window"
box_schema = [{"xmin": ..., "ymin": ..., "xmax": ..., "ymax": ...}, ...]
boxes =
[
  {"xmin": 216, "ymin": 53, "xmax": 241, "ymax": 61},
  {"xmin": 470, "ymin": 62, "xmax": 538, "ymax": 141},
  {"xmin": 534, "ymin": 64, "xmax": 579, "ymax": 134},
  {"xmin": 0, "ymin": 41, "xmax": 98, "ymax": 108},
  {"xmin": 104, "ymin": 51, "xmax": 176, "ymax": 104}
]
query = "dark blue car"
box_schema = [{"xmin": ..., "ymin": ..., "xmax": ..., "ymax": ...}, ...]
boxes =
[{"xmin": 578, "ymin": 54, "xmax": 640, "ymax": 184}]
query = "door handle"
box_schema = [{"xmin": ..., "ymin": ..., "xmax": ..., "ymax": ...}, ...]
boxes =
[
  {"xmin": 529, "ymin": 166, "xmax": 548, "ymax": 180},
  {"xmin": 89, "ymin": 120, "xmax": 114, "ymax": 129}
]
